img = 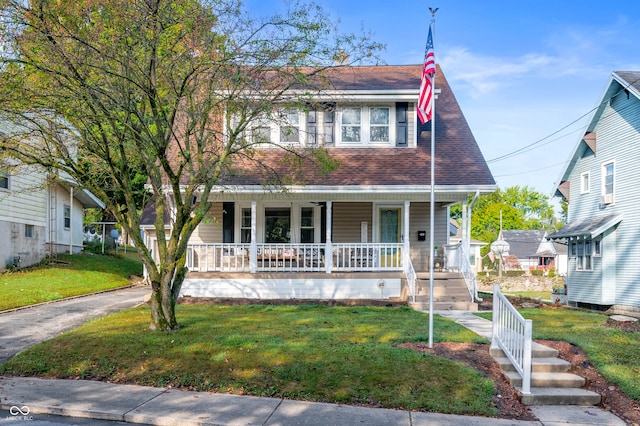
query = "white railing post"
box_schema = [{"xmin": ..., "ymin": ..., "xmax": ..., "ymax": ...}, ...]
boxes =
[
  {"xmin": 522, "ymin": 319, "xmax": 533, "ymax": 395},
  {"xmin": 492, "ymin": 283, "xmax": 532, "ymax": 395}
]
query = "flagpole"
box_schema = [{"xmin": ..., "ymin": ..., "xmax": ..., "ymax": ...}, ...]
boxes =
[{"xmin": 428, "ymin": 7, "xmax": 438, "ymax": 349}]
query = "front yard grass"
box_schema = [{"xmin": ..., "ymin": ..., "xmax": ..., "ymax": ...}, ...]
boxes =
[
  {"xmin": 0, "ymin": 305, "xmax": 498, "ymax": 416},
  {"xmin": 478, "ymin": 307, "xmax": 640, "ymax": 401},
  {"xmin": 0, "ymin": 252, "xmax": 142, "ymax": 311}
]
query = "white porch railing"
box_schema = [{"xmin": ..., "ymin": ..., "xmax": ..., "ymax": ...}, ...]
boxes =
[
  {"xmin": 186, "ymin": 244, "xmax": 251, "ymax": 272},
  {"xmin": 492, "ymin": 283, "xmax": 532, "ymax": 394},
  {"xmin": 445, "ymin": 242, "xmax": 478, "ymax": 301},
  {"xmin": 186, "ymin": 243, "xmax": 404, "ymax": 273},
  {"xmin": 404, "ymin": 256, "xmax": 417, "ymax": 303}
]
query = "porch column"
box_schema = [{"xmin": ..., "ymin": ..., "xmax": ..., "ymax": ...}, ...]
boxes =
[
  {"xmin": 461, "ymin": 198, "xmax": 469, "ymax": 266},
  {"xmin": 404, "ymin": 200, "xmax": 410, "ymax": 268},
  {"xmin": 250, "ymin": 200, "xmax": 257, "ymax": 273},
  {"xmin": 325, "ymin": 201, "xmax": 332, "ymax": 273}
]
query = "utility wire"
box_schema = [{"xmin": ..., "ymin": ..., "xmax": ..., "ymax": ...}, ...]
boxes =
[{"xmin": 487, "ymin": 75, "xmax": 640, "ymax": 164}]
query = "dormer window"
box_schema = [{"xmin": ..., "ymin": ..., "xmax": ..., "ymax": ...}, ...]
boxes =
[{"xmin": 337, "ymin": 105, "xmax": 394, "ymax": 146}]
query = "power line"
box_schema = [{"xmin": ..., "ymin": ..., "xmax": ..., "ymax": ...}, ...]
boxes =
[
  {"xmin": 492, "ymin": 160, "xmax": 566, "ymax": 178},
  {"xmin": 487, "ymin": 75, "xmax": 640, "ymax": 164}
]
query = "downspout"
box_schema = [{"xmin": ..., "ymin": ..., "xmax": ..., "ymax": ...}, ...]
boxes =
[{"xmin": 69, "ymin": 186, "xmax": 74, "ymax": 255}]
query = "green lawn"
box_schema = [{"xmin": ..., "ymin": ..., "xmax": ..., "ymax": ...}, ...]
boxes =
[
  {"xmin": 0, "ymin": 305, "xmax": 498, "ymax": 416},
  {"xmin": 0, "ymin": 252, "xmax": 143, "ymax": 311},
  {"xmin": 477, "ymin": 307, "xmax": 640, "ymax": 401}
]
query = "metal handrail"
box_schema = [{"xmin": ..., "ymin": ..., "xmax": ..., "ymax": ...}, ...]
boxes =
[{"xmin": 492, "ymin": 283, "xmax": 532, "ymax": 394}]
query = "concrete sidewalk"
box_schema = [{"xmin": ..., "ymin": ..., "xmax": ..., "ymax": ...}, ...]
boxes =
[{"xmin": 0, "ymin": 376, "xmax": 627, "ymax": 425}]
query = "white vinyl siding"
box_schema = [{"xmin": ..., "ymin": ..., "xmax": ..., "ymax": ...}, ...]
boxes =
[{"xmin": 0, "ymin": 167, "xmax": 47, "ymax": 226}]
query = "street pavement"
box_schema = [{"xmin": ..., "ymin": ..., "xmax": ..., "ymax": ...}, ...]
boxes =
[{"xmin": 0, "ymin": 291, "xmax": 630, "ymax": 425}]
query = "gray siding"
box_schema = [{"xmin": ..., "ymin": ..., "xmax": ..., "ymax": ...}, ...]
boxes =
[
  {"xmin": 190, "ymin": 203, "xmax": 223, "ymax": 244},
  {"xmin": 332, "ymin": 203, "xmax": 373, "ymax": 243}
]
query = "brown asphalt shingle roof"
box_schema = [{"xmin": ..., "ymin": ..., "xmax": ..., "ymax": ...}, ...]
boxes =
[{"xmin": 219, "ymin": 65, "xmax": 495, "ymax": 187}]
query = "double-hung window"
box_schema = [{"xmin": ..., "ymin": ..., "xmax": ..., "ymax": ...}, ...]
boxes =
[
  {"xmin": 280, "ymin": 108, "xmax": 300, "ymax": 144},
  {"xmin": 580, "ymin": 172, "xmax": 590, "ymax": 194},
  {"xmin": 64, "ymin": 205, "xmax": 71, "ymax": 229},
  {"xmin": 369, "ymin": 107, "xmax": 390, "ymax": 142},
  {"xmin": 341, "ymin": 107, "xmax": 362, "ymax": 143},
  {"xmin": 601, "ymin": 161, "xmax": 614, "ymax": 204},
  {"xmin": 571, "ymin": 239, "xmax": 593, "ymax": 271},
  {"xmin": 338, "ymin": 106, "xmax": 392, "ymax": 146}
]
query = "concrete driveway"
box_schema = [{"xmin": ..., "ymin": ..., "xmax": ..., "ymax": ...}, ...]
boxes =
[{"xmin": 0, "ymin": 286, "xmax": 150, "ymax": 363}]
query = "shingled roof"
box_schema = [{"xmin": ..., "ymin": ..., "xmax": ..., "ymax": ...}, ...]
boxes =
[{"xmin": 215, "ymin": 64, "xmax": 495, "ymax": 188}]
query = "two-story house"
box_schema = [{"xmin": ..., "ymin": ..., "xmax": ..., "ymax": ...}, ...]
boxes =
[
  {"xmin": 141, "ymin": 64, "xmax": 497, "ymax": 303},
  {"xmin": 549, "ymin": 71, "xmax": 640, "ymax": 317},
  {"xmin": 1, "ymin": 117, "xmax": 104, "ymax": 269},
  {"xmin": 0, "ymin": 167, "xmax": 104, "ymax": 269}
]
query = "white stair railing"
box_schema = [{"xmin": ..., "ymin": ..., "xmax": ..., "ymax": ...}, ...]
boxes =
[{"xmin": 492, "ymin": 283, "xmax": 532, "ymax": 394}]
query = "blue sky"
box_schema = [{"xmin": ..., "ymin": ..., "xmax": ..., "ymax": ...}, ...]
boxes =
[{"xmin": 243, "ymin": 1, "xmax": 640, "ymax": 198}]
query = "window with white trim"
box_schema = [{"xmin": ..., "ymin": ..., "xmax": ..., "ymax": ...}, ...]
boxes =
[
  {"xmin": 580, "ymin": 172, "xmax": 590, "ymax": 194},
  {"xmin": 571, "ymin": 239, "xmax": 593, "ymax": 271},
  {"xmin": 64, "ymin": 205, "xmax": 71, "ymax": 229},
  {"xmin": 279, "ymin": 108, "xmax": 300, "ymax": 143},
  {"xmin": 602, "ymin": 161, "xmax": 614, "ymax": 203},
  {"xmin": 300, "ymin": 207, "xmax": 315, "ymax": 243},
  {"xmin": 337, "ymin": 105, "xmax": 393, "ymax": 146},
  {"xmin": 241, "ymin": 208, "xmax": 251, "ymax": 243}
]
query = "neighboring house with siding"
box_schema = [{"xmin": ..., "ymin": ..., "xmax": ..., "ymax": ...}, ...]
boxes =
[
  {"xmin": 549, "ymin": 71, "xmax": 640, "ymax": 316},
  {"xmin": 0, "ymin": 148, "xmax": 104, "ymax": 270},
  {"xmin": 142, "ymin": 65, "xmax": 497, "ymax": 302}
]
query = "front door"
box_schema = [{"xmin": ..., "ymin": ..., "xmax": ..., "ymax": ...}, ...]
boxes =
[
  {"xmin": 378, "ymin": 207, "xmax": 401, "ymax": 267},
  {"xmin": 379, "ymin": 208, "xmax": 401, "ymax": 243}
]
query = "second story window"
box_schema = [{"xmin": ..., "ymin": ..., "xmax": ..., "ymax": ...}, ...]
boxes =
[
  {"xmin": 370, "ymin": 107, "xmax": 390, "ymax": 142},
  {"xmin": 341, "ymin": 107, "xmax": 362, "ymax": 143},
  {"xmin": 580, "ymin": 172, "xmax": 590, "ymax": 194},
  {"xmin": 337, "ymin": 105, "xmax": 394, "ymax": 146},
  {"xmin": 279, "ymin": 108, "xmax": 300, "ymax": 143},
  {"xmin": 601, "ymin": 161, "xmax": 614, "ymax": 204}
]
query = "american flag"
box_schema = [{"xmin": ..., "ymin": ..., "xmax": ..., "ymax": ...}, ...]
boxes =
[{"xmin": 417, "ymin": 25, "xmax": 435, "ymax": 124}]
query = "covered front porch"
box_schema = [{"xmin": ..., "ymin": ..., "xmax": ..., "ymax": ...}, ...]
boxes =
[{"xmin": 141, "ymin": 193, "xmax": 485, "ymax": 302}]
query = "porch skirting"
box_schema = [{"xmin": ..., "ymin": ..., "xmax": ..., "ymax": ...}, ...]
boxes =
[{"xmin": 180, "ymin": 272, "xmax": 403, "ymax": 300}]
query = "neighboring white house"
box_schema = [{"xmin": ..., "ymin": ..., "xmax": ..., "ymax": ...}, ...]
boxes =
[
  {"xmin": 0, "ymin": 161, "xmax": 104, "ymax": 270},
  {"xmin": 549, "ymin": 71, "xmax": 640, "ymax": 317}
]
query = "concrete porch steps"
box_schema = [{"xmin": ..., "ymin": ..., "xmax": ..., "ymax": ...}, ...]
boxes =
[
  {"xmin": 490, "ymin": 344, "xmax": 601, "ymax": 406},
  {"xmin": 409, "ymin": 273, "xmax": 477, "ymax": 311}
]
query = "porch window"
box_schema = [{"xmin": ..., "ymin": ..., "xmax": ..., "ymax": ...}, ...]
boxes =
[
  {"xmin": 264, "ymin": 207, "xmax": 291, "ymax": 243},
  {"xmin": 241, "ymin": 208, "xmax": 251, "ymax": 243},
  {"xmin": 300, "ymin": 207, "xmax": 314, "ymax": 243},
  {"xmin": 64, "ymin": 205, "xmax": 71, "ymax": 229}
]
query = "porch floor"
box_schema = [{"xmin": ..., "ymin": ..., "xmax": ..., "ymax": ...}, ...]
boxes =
[{"xmin": 186, "ymin": 271, "xmax": 405, "ymax": 280}]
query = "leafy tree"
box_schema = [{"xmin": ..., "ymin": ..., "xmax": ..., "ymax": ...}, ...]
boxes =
[
  {"xmin": 452, "ymin": 185, "xmax": 562, "ymax": 254},
  {"xmin": 0, "ymin": 0, "xmax": 382, "ymax": 330}
]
